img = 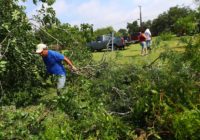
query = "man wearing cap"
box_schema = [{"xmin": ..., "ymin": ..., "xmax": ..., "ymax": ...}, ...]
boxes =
[{"xmin": 36, "ymin": 43, "xmax": 77, "ymax": 95}]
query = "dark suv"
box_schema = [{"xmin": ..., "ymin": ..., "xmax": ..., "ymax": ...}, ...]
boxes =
[
  {"xmin": 87, "ymin": 35, "xmax": 125, "ymax": 51},
  {"xmin": 108, "ymin": 37, "xmax": 125, "ymax": 50}
]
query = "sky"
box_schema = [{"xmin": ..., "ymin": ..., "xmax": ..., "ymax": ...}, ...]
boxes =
[{"xmin": 20, "ymin": 0, "xmax": 197, "ymax": 31}]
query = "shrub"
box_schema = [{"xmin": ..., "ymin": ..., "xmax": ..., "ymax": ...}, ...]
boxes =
[
  {"xmin": 159, "ymin": 32, "xmax": 173, "ymax": 41},
  {"xmin": 173, "ymin": 109, "xmax": 200, "ymax": 140}
]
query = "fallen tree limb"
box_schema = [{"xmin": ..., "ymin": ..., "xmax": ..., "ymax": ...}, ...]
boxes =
[{"xmin": 143, "ymin": 55, "xmax": 161, "ymax": 68}]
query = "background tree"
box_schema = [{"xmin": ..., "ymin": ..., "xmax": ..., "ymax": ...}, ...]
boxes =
[
  {"xmin": 0, "ymin": 0, "xmax": 41, "ymax": 93},
  {"xmin": 151, "ymin": 12, "xmax": 169, "ymax": 35},
  {"xmin": 174, "ymin": 14, "xmax": 197, "ymax": 36},
  {"xmin": 150, "ymin": 6, "xmax": 195, "ymax": 36},
  {"xmin": 32, "ymin": 0, "xmax": 55, "ymax": 5},
  {"xmin": 196, "ymin": 6, "xmax": 200, "ymax": 32},
  {"xmin": 117, "ymin": 28, "xmax": 128, "ymax": 37},
  {"xmin": 167, "ymin": 6, "xmax": 193, "ymax": 33},
  {"xmin": 80, "ymin": 23, "xmax": 94, "ymax": 43},
  {"xmin": 143, "ymin": 20, "xmax": 152, "ymax": 30},
  {"xmin": 93, "ymin": 26, "xmax": 115, "ymax": 38},
  {"xmin": 127, "ymin": 20, "xmax": 140, "ymax": 34}
]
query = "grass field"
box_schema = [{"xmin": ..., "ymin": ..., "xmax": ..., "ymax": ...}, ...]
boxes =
[{"xmin": 92, "ymin": 36, "xmax": 186, "ymax": 65}]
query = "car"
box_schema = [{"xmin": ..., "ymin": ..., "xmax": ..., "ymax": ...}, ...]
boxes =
[
  {"xmin": 87, "ymin": 35, "xmax": 110, "ymax": 51},
  {"xmin": 87, "ymin": 35, "xmax": 125, "ymax": 51},
  {"xmin": 108, "ymin": 36, "xmax": 125, "ymax": 50}
]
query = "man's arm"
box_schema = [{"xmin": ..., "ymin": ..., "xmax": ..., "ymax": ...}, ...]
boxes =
[
  {"xmin": 63, "ymin": 56, "xmax": 77, "ymax": 71},
  {"xmin": 142, "ymin": 34, "xmax": 147, "ymax": 40}
]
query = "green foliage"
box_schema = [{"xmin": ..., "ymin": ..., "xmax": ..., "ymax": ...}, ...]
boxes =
[
  {"xmin": 80, "ymin": 23, "xmax": 94, "ymax": 42},
  {"xmin": 151, "ymin": 12, "xmax": 171, "ymax": 35},
  {"xmin": 117, "ymin": 28, "xmax": 128, "ymax": 37},
  {"xmin": 151, "ymin": 36, "xmax": 161, "ymax": 48},
  {"xmin": 42, "ymin": 78, "xmax": 135, "ymax": 139},
  {"xmin": 159, "ymin": 32, "xmax": 173, "ymax": 41},
  {"xmin": 32, "ymin": 0, "xmax": 55, "ymax": 5},
  {"xmin": 41, "ymin": 111, "xmax": 70, "ymax": 140},
  {"xmin": 0, "ymin": 0, "xmax": 44, "ymax": 94},
  {"xmin": 173, "ymin": 109, "xmax": 200, "ymax": 140},
  {"xmin": 0, "ymin": 104, "xmax": 45, "ymax": 139},
  {"xmin": 0, "ymin": 61, "xmax": 7, "ymax": 74},
  {"xmin": 197, "ymin": 6, "xmax": 200, "ymax": 33},
  {"xmin": 181, "ymin": 34, "xmax": 200, "ymax": 71},
  {"xmin": 94, "ymin": 26, "xmax": 115, "ymax": 38},
  {"xmin": 33, "ymin": 3, "xmax": 60, "ymax": 26},
  {"xmin": 167, "ymin": 6, "xmax": 193, "ymax": 32},
  {"xmin": 127, "ymin": 20, "xmax": 140, "ymax": 34},
  {"xmin": 151, "ymin": 6, "xmax": 195, "ymax": 35},
  {"xmin": 174, "ymin": 14, "xmax": 197, "ymax": 36},
  {"xmin": 85, "ymin": 36, "xmax": 200, "ymax": 139},
  {"xmin": 143, "ymin": 20, "xmax": 152, "ymax": 29}
]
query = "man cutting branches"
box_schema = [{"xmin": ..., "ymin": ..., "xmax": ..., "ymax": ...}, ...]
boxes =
[{"xmin": 36, "ymin": 43, "xmax": 77, "ymax": 95}]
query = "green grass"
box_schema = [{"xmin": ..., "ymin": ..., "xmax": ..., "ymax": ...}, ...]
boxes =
[
  {"xmin": 92, "ymin": 44, "xmax": 158, "ymax": 66},
  {"xmin": 92, "ymin": 36, "xmax": 186, "ymax": 65}
]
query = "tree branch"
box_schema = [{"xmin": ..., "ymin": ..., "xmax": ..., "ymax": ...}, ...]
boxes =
[{"xmin": 143, "ymin": 55, "xmax": 161, "ymax": 68}]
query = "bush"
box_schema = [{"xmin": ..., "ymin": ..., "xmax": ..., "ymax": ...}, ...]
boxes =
[
  {"xmin": 159, "ymin": 32, "xmax": 173, "ymax": 41},
  {"xmin": 173, "ymin": 109, "xmax": 200, "ymax": 140}
]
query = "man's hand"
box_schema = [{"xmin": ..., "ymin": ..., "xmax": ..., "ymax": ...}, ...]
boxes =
[{"xmin": 72, "ymin": 65, "xmax": 77, "ymax": 71}]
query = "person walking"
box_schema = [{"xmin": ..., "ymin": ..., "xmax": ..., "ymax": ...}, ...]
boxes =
[
  {"xmin": 138, "ymin": 30, "xmax": 147, "ymax": 56},
  {"xmin": 144, "ymin": 28, "xmax": 152, "ymax": 51},
  {"xmin": 36, "ymin": 43, "xmax": 77, "ymax": 95}
]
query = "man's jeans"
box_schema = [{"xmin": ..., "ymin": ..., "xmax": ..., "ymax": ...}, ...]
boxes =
[
  {"xmin": 146, "ymin": 40, "xmax": 151, "ymax": 50},
  {"xmin": 57, "ymin": 75, "xmax": 66, "ymax": 95}
]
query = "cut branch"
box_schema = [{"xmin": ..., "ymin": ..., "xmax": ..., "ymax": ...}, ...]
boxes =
[{"xmin": 143, "ymin": 55, "xmax": 161, "ymax": 68}]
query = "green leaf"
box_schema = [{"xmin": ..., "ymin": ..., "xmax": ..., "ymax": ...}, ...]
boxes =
[
  {"xmin": 47, "ymin": 0, "xmax": 55, "ymax": 5},
  {"xmin": 151, "ymin": 90, "xmax": 158, "ymax": 94},
  {"xmin": 154, "ymin": 133, "xmax": 161, "ymax": 139},
  {"xmin": 2, "ymin": 23, "xmax": 9, "ymax": 30},
  {"xmin": 0, "ymin": 61, "xmax": 7, "ymax": 65},
  {"xmin": 12, "ymin": 10, "xmax": 20, "ymax": 21}
]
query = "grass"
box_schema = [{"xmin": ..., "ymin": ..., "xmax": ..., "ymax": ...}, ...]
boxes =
[{"xmin": 92, "ymin": 36, "xmax": 186, "ymax": 65}]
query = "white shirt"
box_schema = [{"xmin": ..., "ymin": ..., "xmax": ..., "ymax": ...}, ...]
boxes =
[{"xmin": 145, "ymin": 29, "xmax": 151, "ymax": 40}]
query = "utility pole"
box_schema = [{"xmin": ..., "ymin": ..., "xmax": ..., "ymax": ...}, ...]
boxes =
[
  {"xmin": 139, "ymin": 5, "xmax": 142, "ymax": 28},
  {"xmin": 111, "ymin": 32, "xmax": 114, "ymax": 51}
]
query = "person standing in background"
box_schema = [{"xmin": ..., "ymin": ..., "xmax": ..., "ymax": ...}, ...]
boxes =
[
  {"xmin": 139, "ymin": 30, "xmax": 147, "ymax": 56},
  {"xmin": 145, "ymin": 28, "xmax": 152, "ymax": 51}
]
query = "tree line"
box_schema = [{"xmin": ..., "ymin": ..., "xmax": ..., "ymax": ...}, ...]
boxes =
[
  {"xmin": 78, "ymin": 4, "xmax": 200, "ymax": 40},
  {"xmin": 123, "ymin": 5, "xmax": 200, "ymax": 37}
]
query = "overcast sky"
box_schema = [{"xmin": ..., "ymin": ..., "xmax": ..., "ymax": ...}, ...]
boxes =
[{"xmin": 20, "ymin": 0, "xmax": 197, "ymax": 30}]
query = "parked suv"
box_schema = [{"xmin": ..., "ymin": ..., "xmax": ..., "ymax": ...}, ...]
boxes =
[
  {"xmin": 87, "ymin": 35, "xmax": 125, "ymax": 51},
  {"xmin": 87, "ymin": 35, "xmax": 110, "ymax": 51},
  {"xmin": 108, "ymin": 36, "xmax": 125, "ymax": 50}
]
